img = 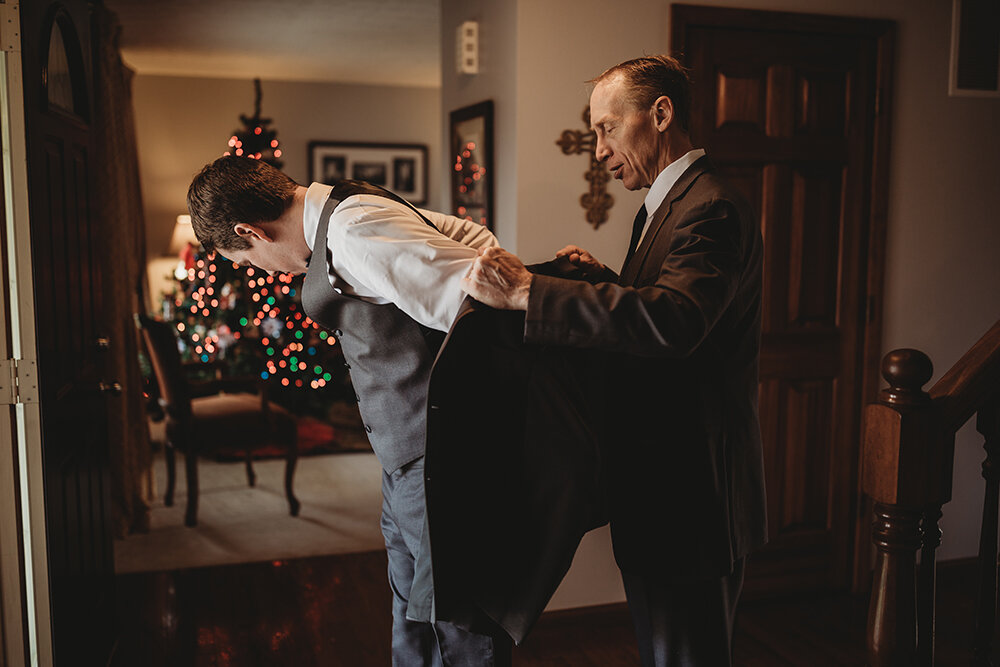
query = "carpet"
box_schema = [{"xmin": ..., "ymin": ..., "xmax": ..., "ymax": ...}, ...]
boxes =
[
  {"xmin": 124, "ymin": 419, "xmax": 625, "ymax": 612},
  {"xmin": 114, "ymin": 450, "xmax": 386, "ymax": 573},
  {"xmin": 211, "ymin": 402, "xmax": 372, "ymax": 461}
]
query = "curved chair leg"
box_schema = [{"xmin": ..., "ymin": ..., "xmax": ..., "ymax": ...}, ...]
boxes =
[
  {"xmin": 284, "ymin": 423, "xmax": 300, "ymax": 517},
  {"xmin": 245, "ymin": 448, "xmax": 256, "ymax": 487},
  {"xmin": 164, "ymin": 442, "xmax": 176, "ymax": 507},
  {"xmin": 184, "ymin": 451, "xmax": 199, "ymax": 527}
]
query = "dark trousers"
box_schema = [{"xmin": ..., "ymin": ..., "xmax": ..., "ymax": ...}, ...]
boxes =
[
  {"xmin": 621, "ymin": 558, "xmax": 745, "ymax": 667},
  {"xmin": 381, "ymin": 457, "xmax": 512, "ymax": 666}
]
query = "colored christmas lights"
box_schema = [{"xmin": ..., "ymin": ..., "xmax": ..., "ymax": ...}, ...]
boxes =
[
  {"xmin": 159, "ymin": 246, "xmax": 347, "ymax": 396},
  {"xmin": 452, "ymin": 140, "xmax": 487, "ymax": 225}
]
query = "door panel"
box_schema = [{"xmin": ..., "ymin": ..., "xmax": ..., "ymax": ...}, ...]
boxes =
[
  {"xmin": 20, "ymin": 1, "xmax": 116, "ymax": 663},
  {"xmin": 673, "ymin": 6, "xmax": 894, "ymax": 595}
]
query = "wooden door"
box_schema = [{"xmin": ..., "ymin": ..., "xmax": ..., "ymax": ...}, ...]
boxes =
[
  {"xmin": 20, "ymin": 1, "xmax": 117, "ymax": 663},
  {"xmin": 672, "ymin": 6, "xmax": 894, "ymax": 595}
]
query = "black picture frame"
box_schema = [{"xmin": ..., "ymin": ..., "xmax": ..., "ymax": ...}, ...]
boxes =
[
  {"xmin": 948, "ymin": 0, "xmax": 1000, "ymax": 97},
  {"xmin": 308, "ymin": 141, "xmax": 429, "ymax": 204},
  {"xmin": 449, "ymin": 100, "xmax": 494, "ymax": 231}
]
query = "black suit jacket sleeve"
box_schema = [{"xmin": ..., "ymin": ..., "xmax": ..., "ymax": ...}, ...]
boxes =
[{"xmin": 525, "ymin": 197, "xmax": 747, "ymax": 358}]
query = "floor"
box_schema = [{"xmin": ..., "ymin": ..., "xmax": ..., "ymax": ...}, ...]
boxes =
[
  {"xmin": 114, "ymin": 436, "xmax": 995, "ymax": 665},
  {"xmin": 114, "ymin": 450, "xmax": 385, "ymax": 573},
  {"xmin": 113, "ymin": 550, "xmax": 995, "ymax": 666}
]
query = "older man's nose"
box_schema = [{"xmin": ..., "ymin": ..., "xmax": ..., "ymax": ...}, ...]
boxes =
[{"xmin": 594, "ymin": 138, "xmax": 610, "ymax": 162}]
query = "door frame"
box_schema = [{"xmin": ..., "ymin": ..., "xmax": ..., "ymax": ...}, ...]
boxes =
[
  {"xmin": 671, "ymin": 4, "xmax": 894, "ymax": 593},
  {"xmin": 0, "ymin": 3, "xmax": 54, "ymax": 665}
]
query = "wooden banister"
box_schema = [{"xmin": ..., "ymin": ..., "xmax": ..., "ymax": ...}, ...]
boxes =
[
  {"xmin": 972, "ymin": 398, "xmax": 999, "ymax": 665},
  {"xmin": 929, "ymin": 319, "xmax": 1000, "ymax": 431},
  {"xmin": 863, "ymin": 318, "xmax": 1000, "ymax": 667}
]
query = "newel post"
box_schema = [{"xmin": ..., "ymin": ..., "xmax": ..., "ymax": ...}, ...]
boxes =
[
  {"xmin": 972, "ymin": 396, "xmax": 1000, "ymax": 665},
  {"xmin": 863, "ymin": 349, "xmax": 953, "ymax": 667}
]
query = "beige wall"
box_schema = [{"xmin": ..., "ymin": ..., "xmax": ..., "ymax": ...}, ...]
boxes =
[
  {"xmin": 133, "ymin": 76, "xmax": 441, "ymax": 260},
  {"xmin": 439, "ymin": 0, "xmax": 520, "ymax": 249},
  {"xmin": 441, "ymin": 0, "xmax": 1000, "ymax": 607}
]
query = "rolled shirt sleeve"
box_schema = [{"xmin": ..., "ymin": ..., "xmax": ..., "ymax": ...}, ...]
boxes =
[
  {"xmin": 329, "ymin": 195, "xmax": 499, "ymax": 332},
  {"xmin": 418, "ymin": 208, "xmax": 499, "ymax": 252}
]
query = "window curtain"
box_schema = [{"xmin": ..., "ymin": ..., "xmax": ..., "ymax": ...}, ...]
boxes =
[{"xmin": 93, "ymin": 5, "xmax": 153, "ymax": 537}]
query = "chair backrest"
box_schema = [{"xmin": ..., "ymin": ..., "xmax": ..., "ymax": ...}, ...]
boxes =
[{"xmin": 137, "ymin": 313, "xmax": 191, "ymax": 417}]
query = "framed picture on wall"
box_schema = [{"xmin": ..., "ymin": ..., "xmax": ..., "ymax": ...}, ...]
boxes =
[
  {"xmin": 449, "ymin": 100, "xmax": 494, "ymax": 231},
  {"xmin": 948, "ymin": 0, "xmax": 1000, "ymax": 96},
  {"xmin": 308, "ymin": 141, "xmax": 429, "ymax": 204}
]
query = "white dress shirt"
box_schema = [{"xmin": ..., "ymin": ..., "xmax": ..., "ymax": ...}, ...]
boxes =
[
  {"xmin": 302, "ymin": 182, "xmax": 499, "ymax": 332},
  {"xmin": 637, "ymin": 148, "xmax": 707, "ymax": 246}
]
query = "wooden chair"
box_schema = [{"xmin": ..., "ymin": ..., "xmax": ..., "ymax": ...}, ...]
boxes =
[{"xmin": 137, "ymin": 313, "xmax": 300, "ymax": 526}]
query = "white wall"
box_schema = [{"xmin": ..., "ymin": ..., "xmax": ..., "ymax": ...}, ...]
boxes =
[
  {"xmin": 440, "ymin": 0, "xmax": 519, "ymax": 249},
  {"xmin": 512, "ymin": 1, "xmax": 668, "ymax": 269},
  {"xmin": 872, "ymin": 0, "xmax": 1000, "ymax": 560},
  {"xmin": 133, "ymin": 75, "xmax": 442, "ymax": 260},
  {"xmin": 440, "ymin": 0, "xmax": 1000, "ymax": 608}
]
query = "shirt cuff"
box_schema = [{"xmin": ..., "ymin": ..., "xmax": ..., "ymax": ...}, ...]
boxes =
[{"xmin": 524, "ymin": 274, "xmax": 569, "ymax": 344}]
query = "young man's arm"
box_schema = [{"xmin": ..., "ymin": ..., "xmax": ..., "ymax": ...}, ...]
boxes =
[
  {"xmin": 332, "ymin": 196, "xmax": 499, "ymax": 332},
  {"xmin": 419, "ymin": 209, "xmax": 497, "ymax": 251}
]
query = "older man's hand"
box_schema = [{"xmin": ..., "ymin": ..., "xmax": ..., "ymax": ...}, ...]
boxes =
[
  {"xmin": 555, "ymin": 244, "xmax": 605, "ymax": 277},
  {"xmin": 461, "ymin": 247, "xmax": 532, "ymax": 311}
]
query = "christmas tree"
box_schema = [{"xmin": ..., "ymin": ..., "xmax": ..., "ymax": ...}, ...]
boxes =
[
  {"xmin": 154, "ymin": 78, "xmax": 355, "ymax": 418},
  {"xmin": 158, "ymin": 244, "xmax": 352, "ymax": 415}
]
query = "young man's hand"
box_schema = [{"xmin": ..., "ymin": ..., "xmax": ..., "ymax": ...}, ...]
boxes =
[{"xmin": 461, "ymin": 247, "xmax": 532, "ymax": 311}]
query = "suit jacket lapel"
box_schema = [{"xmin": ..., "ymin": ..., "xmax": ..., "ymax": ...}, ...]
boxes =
[{"xmin": 620, "ymin": 155, "xmax": 713, "ymax": 286}]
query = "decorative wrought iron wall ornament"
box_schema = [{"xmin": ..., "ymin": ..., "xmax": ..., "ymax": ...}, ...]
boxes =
[{"xmin": 555, "ymin": 106, "xmax": 614, "ymax": 229}]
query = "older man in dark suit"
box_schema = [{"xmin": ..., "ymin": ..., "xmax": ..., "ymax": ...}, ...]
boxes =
[{"xmin": 462, "ymin": 55, "xmax": 768, "ymax": 667}]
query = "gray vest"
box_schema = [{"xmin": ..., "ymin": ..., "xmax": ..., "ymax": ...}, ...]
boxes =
[{"xmin": 300, "ymin": 181, "xmax": 444, "ymax": 473}]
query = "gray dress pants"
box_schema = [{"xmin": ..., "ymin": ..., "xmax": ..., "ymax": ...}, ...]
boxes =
[{"xmin": 381, "ymin": 457, "xmax": 511, "ymax": 666}]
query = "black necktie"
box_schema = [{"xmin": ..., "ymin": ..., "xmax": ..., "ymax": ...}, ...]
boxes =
[{"xmin": 623, "ymin": 204, "xmax": 648, "ymax": 268}]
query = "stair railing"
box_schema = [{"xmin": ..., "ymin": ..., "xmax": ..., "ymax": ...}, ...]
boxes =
[{"xmin": 863, "ymin": 318, "xmax": 1000, "ymax": 667}]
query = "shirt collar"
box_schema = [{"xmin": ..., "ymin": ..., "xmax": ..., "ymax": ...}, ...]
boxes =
[
  {"xmin": 644, "ymin": 148, "xmax": 706, "ymax": 219},
  {"xmin": 302, "ymin": 182, "xmax": 334, "ymax": 251}
]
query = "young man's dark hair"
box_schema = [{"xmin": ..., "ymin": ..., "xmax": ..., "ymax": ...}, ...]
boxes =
[
  {"xmin": 186, "ymin": 155, "xmax": 298, "ymax": 254},
  {"xmin": 589, "ymin": 54, "xmax": 693, "ymax": 134}
]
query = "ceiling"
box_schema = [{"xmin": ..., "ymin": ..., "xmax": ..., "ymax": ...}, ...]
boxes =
[{"xmin": 104, "ymin": 0, "xmax": 442, "ymax": 87}]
